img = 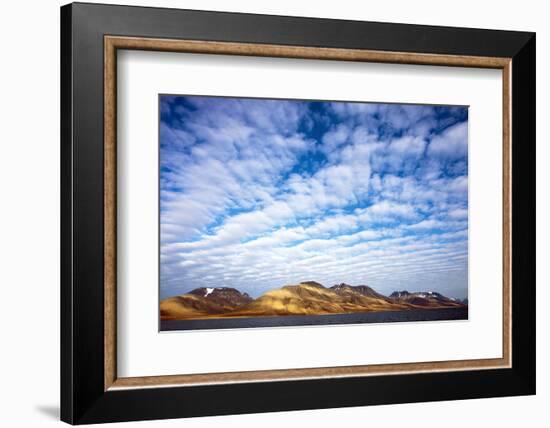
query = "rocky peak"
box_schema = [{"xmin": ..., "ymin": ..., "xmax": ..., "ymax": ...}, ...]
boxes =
[
  {"xmin": 332, "ymin": 283, "xmax": 387, "ymax": 299},
  {"xmin": 188, "ymin": 287, "xmax": 252, "ymax": 303},
  {"xmin": 390, "ymin": 290, "xmax": 411, "ymax": 298}
]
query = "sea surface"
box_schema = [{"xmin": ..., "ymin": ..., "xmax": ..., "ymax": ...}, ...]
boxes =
[{"xmin": 160, "ymin": 307, "xmax": 468, "ymax": 331}]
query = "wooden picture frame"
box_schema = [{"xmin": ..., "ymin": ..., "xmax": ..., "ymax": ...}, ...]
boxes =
[{"xmin": 61, "ymin": 2, "xmax": 535, "ymax": 424}]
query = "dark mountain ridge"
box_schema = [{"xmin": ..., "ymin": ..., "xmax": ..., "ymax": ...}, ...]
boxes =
[{"xmin": 389, "ymin": 290, "xmax": 463, "ymax": 307}]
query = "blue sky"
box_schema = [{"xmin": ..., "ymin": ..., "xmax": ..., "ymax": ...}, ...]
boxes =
[{"xmin": 159, "ymin": 95, "xmax": 468, "ymax": 300}]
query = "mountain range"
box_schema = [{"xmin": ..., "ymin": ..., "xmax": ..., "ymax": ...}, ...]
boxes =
[{"xmin": 160, "ymin": 281, "xmax": 466, "ymax": 321}]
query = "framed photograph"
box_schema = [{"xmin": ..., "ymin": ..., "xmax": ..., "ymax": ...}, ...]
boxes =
[{"xmin": 61, "ymin": 2, "xmax": 535, "ymax": 424}]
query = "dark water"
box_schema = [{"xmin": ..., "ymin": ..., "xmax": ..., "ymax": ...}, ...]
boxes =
[{"xmin": 160, "ymin": 307, "xmax": 468, "ymax": 331}]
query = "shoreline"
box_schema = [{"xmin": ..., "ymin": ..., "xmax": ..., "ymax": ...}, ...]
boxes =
[{"xmin": 160, "ymin": 306, "xmax": 468, "ymax": 331}]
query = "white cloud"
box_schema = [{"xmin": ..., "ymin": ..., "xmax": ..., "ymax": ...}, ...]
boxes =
[
  {"xmin": 428, "ymin": 121, "xmax": 468, "ymax": 159},
  {"xmin": 388, "ymin": 135, "xmax": 426, "ymax": 156},
  {"xmin": 448, "ymin": 207, "xmax": 468, "ymax": 220},
  {"xmin": 360, "ymin": 200, "xmax": 418, "ymax": 221},
  {"xmin": 407, "ymin": 219, "xmax": 446, "ymax": 231},
  {"xmin": 321, "ymin": 123, "xmax": 350, "ymax": 153},
  {"xmin": 305, "ymin": 214, "xmax": 358, "ymax": 236}
]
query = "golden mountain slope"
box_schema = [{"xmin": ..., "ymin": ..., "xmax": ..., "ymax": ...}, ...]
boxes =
[
  {"xmin": 228, "ymin": 281, "xmax": 412, "ymax": 317},
  {"xmin": 160, "ymin": 287, "xmax": 252, "ymax": 320}
]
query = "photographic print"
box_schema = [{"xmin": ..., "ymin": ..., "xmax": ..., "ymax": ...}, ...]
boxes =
[{"xmin": 159, "ymin": 95, "xmax": 468, "ymax": 331}]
